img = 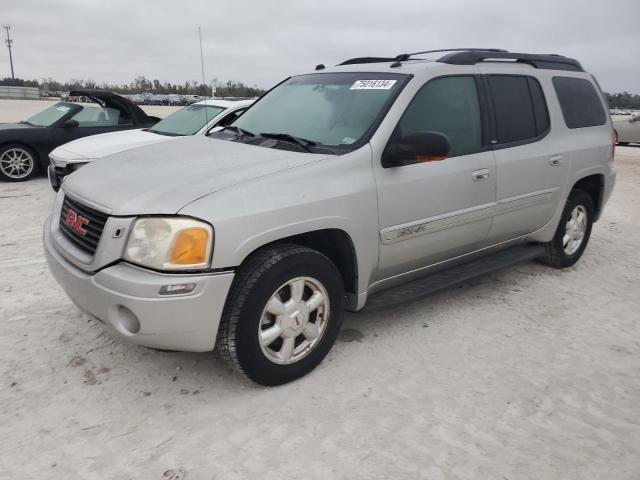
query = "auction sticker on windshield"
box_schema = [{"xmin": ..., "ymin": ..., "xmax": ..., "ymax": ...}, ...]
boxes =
[{"xmin": 350, "ymin": 80, "xmax": 397, "ymax": 90}]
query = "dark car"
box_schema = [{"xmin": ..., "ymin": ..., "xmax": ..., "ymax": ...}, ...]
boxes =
[{"xmin": 0, "ymin": 90, "xmax": 159, "ymax": 182}]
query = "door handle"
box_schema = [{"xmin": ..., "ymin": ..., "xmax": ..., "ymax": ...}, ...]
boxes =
[
  {"xmin": 472, "ymin": 169, "xmax": 490, "ymax": 182},
  {"xmin": 549, "ymin": 155, "xmax": 564, "ymax": 166}
]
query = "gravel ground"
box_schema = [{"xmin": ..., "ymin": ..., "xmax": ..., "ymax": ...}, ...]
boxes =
[{"xmin": 0, "ymin": 99, "xmax": 639, "ymax": 479}]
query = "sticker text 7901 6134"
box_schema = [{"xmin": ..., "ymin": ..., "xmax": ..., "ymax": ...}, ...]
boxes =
[{"xmin": 350, "ymin": 80, "xmax": 397, "ymax": 90}]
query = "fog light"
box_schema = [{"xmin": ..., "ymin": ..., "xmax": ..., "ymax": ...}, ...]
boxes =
[{"xmin": 159, "ymin": 283, "xmax": 197, "ymax": 296}]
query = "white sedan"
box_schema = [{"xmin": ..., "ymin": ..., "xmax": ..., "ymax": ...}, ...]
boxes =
[{"xmin": 48, "ymin": 99, "xmax": 254, "ymax": 190}]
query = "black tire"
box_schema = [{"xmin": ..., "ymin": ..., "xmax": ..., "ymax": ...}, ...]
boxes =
[
  {"xmin": 0, "ymin": 143, "xmax": 38, "ymax": 182},
  {"xmin": 216, "ymin": 244, "xmax": 345, "ymax": 386},
  {"xmin": 540, "ymin": 189, "xmax": 594, "ymax": 269}
]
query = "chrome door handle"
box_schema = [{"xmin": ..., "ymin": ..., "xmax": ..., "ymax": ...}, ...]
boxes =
[
  {"xmin": 549, "ymin": 155, "xmax": 564, "ymax": 166},
  {"xmin": 472, "ymin": 169, "xmax": 490, "ymax": 182}
]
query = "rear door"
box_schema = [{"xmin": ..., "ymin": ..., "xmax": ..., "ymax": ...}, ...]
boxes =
[
  {"xmin": 373, "ymin": 75, "xmax": 497, "ymax": 280},
  {"xmin": 480, "ymin": 72, "xmax": 568, "ymax": 243}
]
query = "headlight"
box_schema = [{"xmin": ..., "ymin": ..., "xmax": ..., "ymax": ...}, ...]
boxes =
[{"xmin": 124, "ymin": 217, "xmax": 214, "ymax": 271}]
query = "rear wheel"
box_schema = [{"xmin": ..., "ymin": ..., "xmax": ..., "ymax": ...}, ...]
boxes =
[
  {"xmin": 216, "ymin": 244, "xmax": 345, "ymax": 386},
  {"xmin": 540, "ymin": 190, "xmax": 594, "ymax": 268},
  {"xmin": 0, "ymin": 144, "xmax": 38, "ymax": 182}
]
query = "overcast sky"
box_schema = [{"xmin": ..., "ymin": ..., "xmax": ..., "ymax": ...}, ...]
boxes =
[{"xmin": 3, "ymin": 0, "xmax": 639, "ymax": 93}]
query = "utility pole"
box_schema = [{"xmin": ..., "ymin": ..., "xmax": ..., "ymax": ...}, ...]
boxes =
[{"xmin": 3, "ymin": 25, "xmax": 15, "ymax": 79}]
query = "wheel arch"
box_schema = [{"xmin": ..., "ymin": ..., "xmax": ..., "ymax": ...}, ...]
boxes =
[
  {"xmin": 570, "ymin": 173, "xmax": 604, "ymax": 221},
  {"xmin": 236, "ymin": 228, "xmax": 359, "ymax": 298}
]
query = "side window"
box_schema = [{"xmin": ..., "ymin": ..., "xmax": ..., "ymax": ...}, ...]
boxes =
[
  {"xmin": 552, "ymin": 77, "xmax": 606, "ymax": 129},
  {"xmin": 216, "ymin": 108, "xmax": 246, "ymax": 128},
  {"xmin": 487, "ymin": 75, "xmax": 549, "ymax": 144},
  {"xmin": 397, "ymin": 76, "xmax": 483, "ymax": 157},
  {"xmin": 71, "ymin": 106, "xmax": 120, "ymax": 127}
]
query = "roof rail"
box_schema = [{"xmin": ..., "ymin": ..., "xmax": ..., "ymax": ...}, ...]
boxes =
[
  {"xmin": 336, "ymin": 49, "xmax": 584, "ymax": 72},
  {"xmin": 338, "ymin": 56, "xmax": 397, "ymax": 66},
  {"xmin": 436, "ymin": 50, "xmax": 584, "ymax": 72}
]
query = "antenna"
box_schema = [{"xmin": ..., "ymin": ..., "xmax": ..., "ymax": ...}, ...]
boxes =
[
  {"xmin": 3, "ymin": 25, "xmax": 14, "ymax": 79},
  {"xmin": 198, "ymin": 26, "xmax": 209, "ymax": 126}
]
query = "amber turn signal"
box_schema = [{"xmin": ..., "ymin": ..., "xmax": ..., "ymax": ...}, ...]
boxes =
[{"xmin": 170, "ymin": 228, "xmax": 210, "ymax": 265}]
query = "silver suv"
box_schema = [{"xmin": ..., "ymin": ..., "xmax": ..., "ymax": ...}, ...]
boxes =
[{"xmin": 44, "ymin": 49, "xmax": 616, "ymax": 385}]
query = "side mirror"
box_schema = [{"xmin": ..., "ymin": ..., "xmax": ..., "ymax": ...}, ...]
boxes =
[
  {"xmin": 64, "ymin": 119, "xmax": 79, "ymax": 128},
  {"xmin": 383, "ymin": 131, "xmax": 451, "ymax": 168}
]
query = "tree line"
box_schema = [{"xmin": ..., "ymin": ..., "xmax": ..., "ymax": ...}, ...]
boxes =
[
  {"xmin": 1, "ymin": 76, "xmax": 639, "ymax": 107},
  {"xmin": 0, "ymin": 76, "xmax": 265, "ymax": 98}
]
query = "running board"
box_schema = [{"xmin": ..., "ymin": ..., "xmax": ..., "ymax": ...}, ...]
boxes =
[{"xmin": 362, "ymin": 244, "xmax": 545, "ymax": 312}]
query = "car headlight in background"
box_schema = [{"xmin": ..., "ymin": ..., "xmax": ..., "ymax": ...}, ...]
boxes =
[{"xmin": 124, "ymin": 217, "xmax": 214, "ymax": 271}]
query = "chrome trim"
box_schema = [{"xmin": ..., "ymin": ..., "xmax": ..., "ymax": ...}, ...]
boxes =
[
  {"xmin": 380, "ymin": 203, "xmax": 496, "ymax": 245},
  {"xmin": 496, "ymin": 188, "xmax": 556, "ymax": 214}
]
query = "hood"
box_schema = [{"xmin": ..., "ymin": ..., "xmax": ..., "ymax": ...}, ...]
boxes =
[
  {"xmin": 52, "ymin": 129, "xmax": 172, "ymax": 161},
  {"xmin": 63, "ymin": 135, "xmax": 328, "ymax": 216}
]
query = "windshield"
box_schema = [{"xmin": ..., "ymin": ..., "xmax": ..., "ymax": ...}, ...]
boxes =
[
  {"xmin": 230, "ymin": 72, "xmax": 408, "ymax": 152},
  {"xmin": 25, "ymin": 102, "xmax": 76, "ymax": 127},
  {"xmin": 149, "ymin": 104, "xmax": 225, "ymax": 136}
]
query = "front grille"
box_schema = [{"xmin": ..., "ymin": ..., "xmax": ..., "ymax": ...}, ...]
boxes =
[{"xmin": 59, "ymin": 196, "xmax": 109, "ymax": 255}]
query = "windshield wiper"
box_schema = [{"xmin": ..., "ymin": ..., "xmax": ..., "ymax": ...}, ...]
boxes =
[
  {"xmin": 259, "ymin": 132, "xmax": 316, "ymax": 153},
  {"xmin": 210, "ymin": 126, "xmax": 256, "ymax": 141},
  {"xmin": 19, "ymin": 120, "xmax": 34, "ymax": 126}
]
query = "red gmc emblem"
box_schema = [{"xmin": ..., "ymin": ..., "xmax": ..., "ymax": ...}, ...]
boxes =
[{"xmin": 64, "ymin": 208, "xmax": 89, "ymax": 236}]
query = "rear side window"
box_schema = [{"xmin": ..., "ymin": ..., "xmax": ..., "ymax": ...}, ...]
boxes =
[
  {"xmin": 552, "ymin": 77, "xmax": 606, "ymax": 129},
  {"xmin": 487, "ymin": 75, "xmax": 549, "ymax": 144},
  {"xmin": 398, "ymin": 76, "xmax": 483, "ymax": 157}
]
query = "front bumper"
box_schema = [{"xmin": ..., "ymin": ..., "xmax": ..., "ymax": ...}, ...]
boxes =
[{"xmin": 44, "ymin": 216, "xmax": 235, "ymax": 352}]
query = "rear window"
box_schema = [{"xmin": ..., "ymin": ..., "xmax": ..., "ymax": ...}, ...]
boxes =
[
  {"xmin": 487, "ymin": 75, "xmax": 549, "ymax": 144},
  {"xmin": 552, "ymin": 77, "xmax": 606, "ymax": 129}
]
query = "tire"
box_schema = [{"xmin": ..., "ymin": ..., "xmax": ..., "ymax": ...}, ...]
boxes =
[
  {"xmin": 0, "ymin": 143, "xmax": 38, "ymax": 182},
  {"xmin": 216, "ymin": 244, "xmax": 345, "ymax": 386},
  {"xmin": 540, "ymin": 189, "xmax": 594, "ymax": 269}
]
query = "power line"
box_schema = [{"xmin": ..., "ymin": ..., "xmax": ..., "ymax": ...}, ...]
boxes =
[{"xmin": 3, "ymin": 25, "xmax": 14, "ymax": 79}]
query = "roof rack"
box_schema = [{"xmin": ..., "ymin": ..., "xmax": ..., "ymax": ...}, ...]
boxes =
[
  {"xmin": 437, "ymin": 50, "xmax": 583, "ymax": 71},
  {"xmin": 338, "ymin": 56, "xmax": 398, "ymax": 66},
  {"xmin": 336, "ymin": 49, "xmax": 583, "ymax": 72}
]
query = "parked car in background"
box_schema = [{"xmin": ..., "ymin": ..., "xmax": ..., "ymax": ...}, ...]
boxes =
[
  {"xmin": 0, "ymin": 90, "xmax": 159, "ymax": 182},
  {"xmin": 614, "ymin": 113, "xmax": 640, "ymax": 145},
  {"xmin": 48, "ymin": 99, "xmax": 253, "ymax": 190},
  {"xmin": 45, "ymin": 49, "xmax": 616, "ymax": 386}
]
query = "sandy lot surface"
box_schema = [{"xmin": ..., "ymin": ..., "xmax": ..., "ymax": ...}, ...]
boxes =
[{"xmin": 0, "ymin": 99, "xmax": 639, "ymax": 479}]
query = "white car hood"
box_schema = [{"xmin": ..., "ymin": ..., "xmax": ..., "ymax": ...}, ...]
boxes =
[
  {"xmin": 51, "ymin": 129, "xmax": 174, "ymax": 162},
  {"xmin": 63, "ymin": 135, "xmax": 328, "ymax": 216}
]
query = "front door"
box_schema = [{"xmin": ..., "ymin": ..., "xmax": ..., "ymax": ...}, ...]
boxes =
[{"xmin": 372, "ymin": 75, "xmax": 497, "ymax": 281}]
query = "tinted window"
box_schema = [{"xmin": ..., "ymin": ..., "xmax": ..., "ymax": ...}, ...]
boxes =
[
  {"xmin": 397, "ymin": 76, "xmax": 482, "ymax": 157},
  {"xmin": 553, "ymin": 77, "xmax": 606, "ymax": 129},
  {"xmin": 529, "ymin": 78, "xmax": 550, "ymax": 135},
  {"xmin": 488, "ymin": 75, "xmax": 549, "ymax": 144}
]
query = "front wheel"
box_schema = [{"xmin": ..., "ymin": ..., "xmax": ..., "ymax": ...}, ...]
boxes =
[
  {"xmin": 540, "ymin": 190, "xmax": 594, "ymax": 268},
  {"xmin": 216, "ymin": 244, "xmax": 345, "ymax": 386},
  {"xmin": 0, "ymin": 144, "xmax": 38, "ymax": 182}
]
